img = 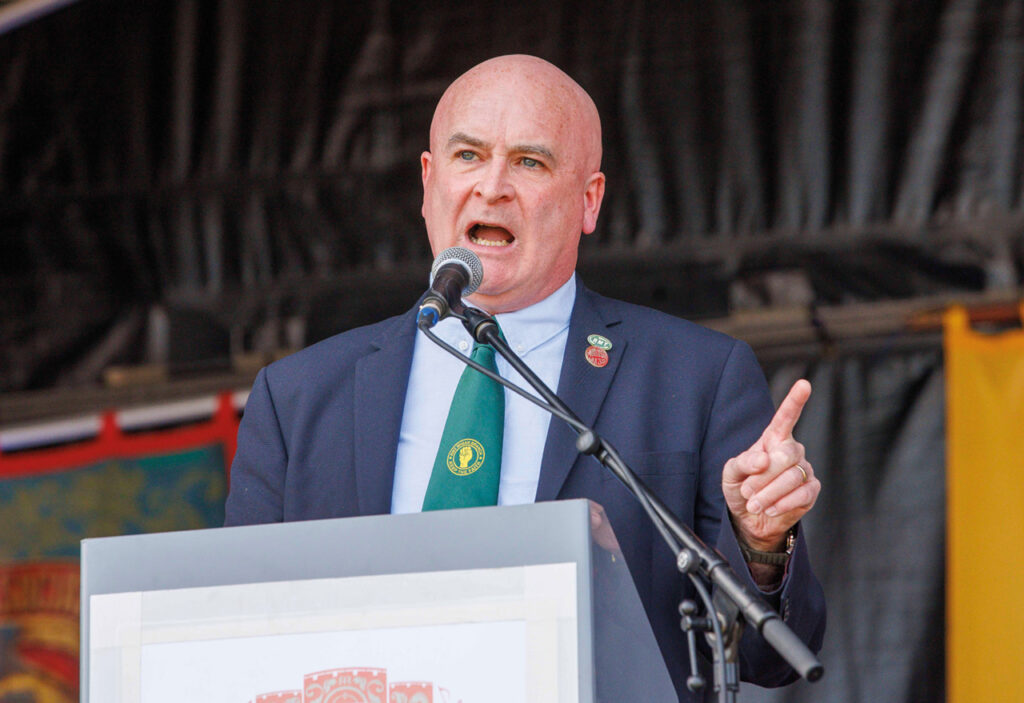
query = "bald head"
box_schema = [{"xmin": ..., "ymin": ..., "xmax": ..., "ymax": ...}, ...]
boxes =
[
  {"xmin": 420, "ymin": 54, "xmax": 606, "ymax": 313},
  {"xmin": 430, "ymin": 55, "xmax": 603, "ymax": 174}
]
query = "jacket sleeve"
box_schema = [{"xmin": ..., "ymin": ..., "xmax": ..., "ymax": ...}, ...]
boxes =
[
  {"xmin": 717, "ymin": 517, "xmax": 827, "ymax": 686},
  {"xmin": 703, "ymin": 340, "xmax": 827, "ymax": 686},
  {"xmin": 224, "ymin": 367, "xmax": 287, "ymax": 525}
]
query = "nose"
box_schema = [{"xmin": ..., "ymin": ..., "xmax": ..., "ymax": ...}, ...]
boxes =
[{"xmin": 474, "ymin": 160, "xmax": 515, "ymax": 203}]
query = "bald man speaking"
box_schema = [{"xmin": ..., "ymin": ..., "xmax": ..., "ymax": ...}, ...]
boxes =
[{"xmin": 226, "ymin": 55, "xmax": 825, "ymax": 699}]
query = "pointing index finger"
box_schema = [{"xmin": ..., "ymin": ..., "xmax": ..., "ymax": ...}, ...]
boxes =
[{"xmin": 762, "ymin": 379, "xmax": 812, "ymax": 444}]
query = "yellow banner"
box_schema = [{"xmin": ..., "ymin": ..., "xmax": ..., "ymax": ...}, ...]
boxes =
[{"xmin": 944, "ymin": 305, "xmax": 1024, "ymax": 702}]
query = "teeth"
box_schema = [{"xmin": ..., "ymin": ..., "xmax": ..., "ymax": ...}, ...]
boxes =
[{"xmin": 469, "ymin": 233, "xmax": 511, "ymax": 247}]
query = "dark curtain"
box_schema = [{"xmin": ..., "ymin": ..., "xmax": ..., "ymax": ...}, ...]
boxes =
[
  {"xmin": 1, "ymin": 0, "xmax": 1020, "ymax": 390},
  {"xmin": 744, "ymin": 348, "xmax": 947, "ymax": 702}
]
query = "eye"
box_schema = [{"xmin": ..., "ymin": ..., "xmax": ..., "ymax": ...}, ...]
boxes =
[
  {"xmin": 457, "ymin": 150, "xmax": 477, "ymax": 161},
  {"xmin": 521, "ymin": 157, "xmax": 541, "ymax": 168}
]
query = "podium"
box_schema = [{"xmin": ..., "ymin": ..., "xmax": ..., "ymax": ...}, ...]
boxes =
[{"xmin": 81, "ymin": 500, "xmax": 676, "ymax": 702}]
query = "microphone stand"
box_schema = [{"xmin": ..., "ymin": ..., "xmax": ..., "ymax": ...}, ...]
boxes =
[{"xmin": 419, "ymin": 306, "xmax": 823, "ymax": 702}]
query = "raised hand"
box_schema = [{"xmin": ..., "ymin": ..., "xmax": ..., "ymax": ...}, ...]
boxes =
[{"xmin": 722, "ymin": 379, "xmax": 821, "ymax": 551}]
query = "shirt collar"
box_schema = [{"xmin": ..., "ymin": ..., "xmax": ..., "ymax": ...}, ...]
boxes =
[
  {"xmin": 494, "ymin": 275, "xmax": 576, "ymax": 356},
  {"xmin": 431, "ymin": 275, "xmax": 576, "ymax": 355}
]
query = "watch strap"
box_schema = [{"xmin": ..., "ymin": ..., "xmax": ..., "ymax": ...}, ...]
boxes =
[{"xmin": 739, "ymin": 529, "xmax": 796, "ymax": 566}]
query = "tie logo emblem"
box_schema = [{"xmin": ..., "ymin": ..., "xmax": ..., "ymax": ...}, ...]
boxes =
[{"xmin": 446, "ymin": 438, "xmax": 486, "ymax": 476}]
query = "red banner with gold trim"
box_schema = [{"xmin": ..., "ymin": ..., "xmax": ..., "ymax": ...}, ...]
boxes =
[{"xmin": 0, "ymin": 392, "xmax": 239, "ymax": 702}]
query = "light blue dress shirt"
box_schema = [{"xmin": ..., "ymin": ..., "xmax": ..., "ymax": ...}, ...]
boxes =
[{"xmin": 390, "ymin": 276, "xmax": 576, "ymax": 513}]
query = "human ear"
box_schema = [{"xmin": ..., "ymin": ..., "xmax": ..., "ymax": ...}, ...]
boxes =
[
  {"xmin": 420, "ymin": 151, "xmax": 433, "ymax": 218},
  {"xmin": 581, "ymin": 171, "xmax": 606, "ymax": 235}
]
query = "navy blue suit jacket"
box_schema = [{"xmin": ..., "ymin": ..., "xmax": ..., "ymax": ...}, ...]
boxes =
[{"xmin": 225, "ymin": 281, "xmax": 825, "ymax": 698}]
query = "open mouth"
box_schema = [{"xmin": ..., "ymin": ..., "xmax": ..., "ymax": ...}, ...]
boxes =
[{"xmin": 468, "ymin": 223, "xmax": 514, "ymax": 248}]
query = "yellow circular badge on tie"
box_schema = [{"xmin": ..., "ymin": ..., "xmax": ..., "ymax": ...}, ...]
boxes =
[{"xmin": 446, "ymin": 438, "xmax": 486, "ymax": 476}]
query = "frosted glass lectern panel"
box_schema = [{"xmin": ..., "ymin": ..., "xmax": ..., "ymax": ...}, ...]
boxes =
[{"xmin": 81, "ymin": 499, "xmax": 674, "ymax": 702}]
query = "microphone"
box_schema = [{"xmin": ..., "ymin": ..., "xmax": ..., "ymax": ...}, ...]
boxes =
[{"xmin": 417, "ymin": 247, "xmax": 484, "ymax": 327}]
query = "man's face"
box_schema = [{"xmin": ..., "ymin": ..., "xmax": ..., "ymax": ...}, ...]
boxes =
[{"xmin": 421, "ymin": 61, "xmax": 605, "ymax": 313}]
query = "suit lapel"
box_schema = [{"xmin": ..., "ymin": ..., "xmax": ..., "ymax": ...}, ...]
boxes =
[
  {"xmin": 536, "ymin": 284, "xmax": 626, "ymax": 501},
  {"xmin": 353, "ymin": 308, "xmax": 417, "ymax": 515}
]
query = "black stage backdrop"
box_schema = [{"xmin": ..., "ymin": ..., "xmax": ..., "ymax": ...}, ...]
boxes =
[
  {"xmin": 2, "ymin": 0, "xmax": 1020, "ymax": 389},
  {"xmin": 750, "ymin": 349, "xmax": 946, "ymax": 702}
]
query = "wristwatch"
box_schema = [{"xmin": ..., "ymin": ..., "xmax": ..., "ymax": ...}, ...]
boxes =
[{"xmin": 739, "ymin": 529, "xmax": 796, "ymax": 566}]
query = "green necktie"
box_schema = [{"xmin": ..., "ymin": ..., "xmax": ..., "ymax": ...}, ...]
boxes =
[{"xmin": 422, "ymin": 338, "xmax": 504, "ymax": 510}]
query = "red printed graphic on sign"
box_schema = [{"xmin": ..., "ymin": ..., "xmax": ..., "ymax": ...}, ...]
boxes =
[
  {"xmin": 304, "ymin": 668, "xmax": 388, "ymax": 703},
  {"xmin": 389, "ymin": 681, "xmax": 433, "ymax": 703},
  {"xmin": 253, "ymin": 691, "xmax": 302, "ymax": 703},
  {"xmin": 253, "ymin": 666, "xmax": 462, "ymax": 703}
]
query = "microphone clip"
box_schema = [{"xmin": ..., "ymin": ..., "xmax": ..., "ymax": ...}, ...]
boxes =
[{"xmin": 461, "ymin": 307, "xmax": 498, "ymax": 343}]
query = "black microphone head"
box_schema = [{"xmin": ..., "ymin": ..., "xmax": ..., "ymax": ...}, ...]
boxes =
[{"xmin": 429, "ymin": 246, "xmax": 484, "ymax": 295}]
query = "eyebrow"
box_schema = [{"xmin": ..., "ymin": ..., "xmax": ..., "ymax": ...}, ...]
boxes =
[
  {"xmin": 447, "ymin": 132, "xmax": 557, "ymax": 165},
  {"xmin": 513, "ymin": 143, "xmax": 556, "ymax": 164},
  {"xmin": 448, "ymin": 132, "xmax": 489, "ymax": 150}
]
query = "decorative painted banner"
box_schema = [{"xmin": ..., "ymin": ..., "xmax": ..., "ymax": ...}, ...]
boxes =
[
  {"xmin": 944, "ymin": 305, "xmax": 1024, "ymax": 703},
  {"xmin": 0, "ymin": 561, "xmax": 79, "ymax": 703},
  {"xmin": 0, "ymin": 392, "xmax": 238, "ymax": 702}
]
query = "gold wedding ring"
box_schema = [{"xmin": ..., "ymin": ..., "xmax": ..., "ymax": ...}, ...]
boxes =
[{"xmin": 794, "ymin": 464, "xmax": 808, "ymax": 483}]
